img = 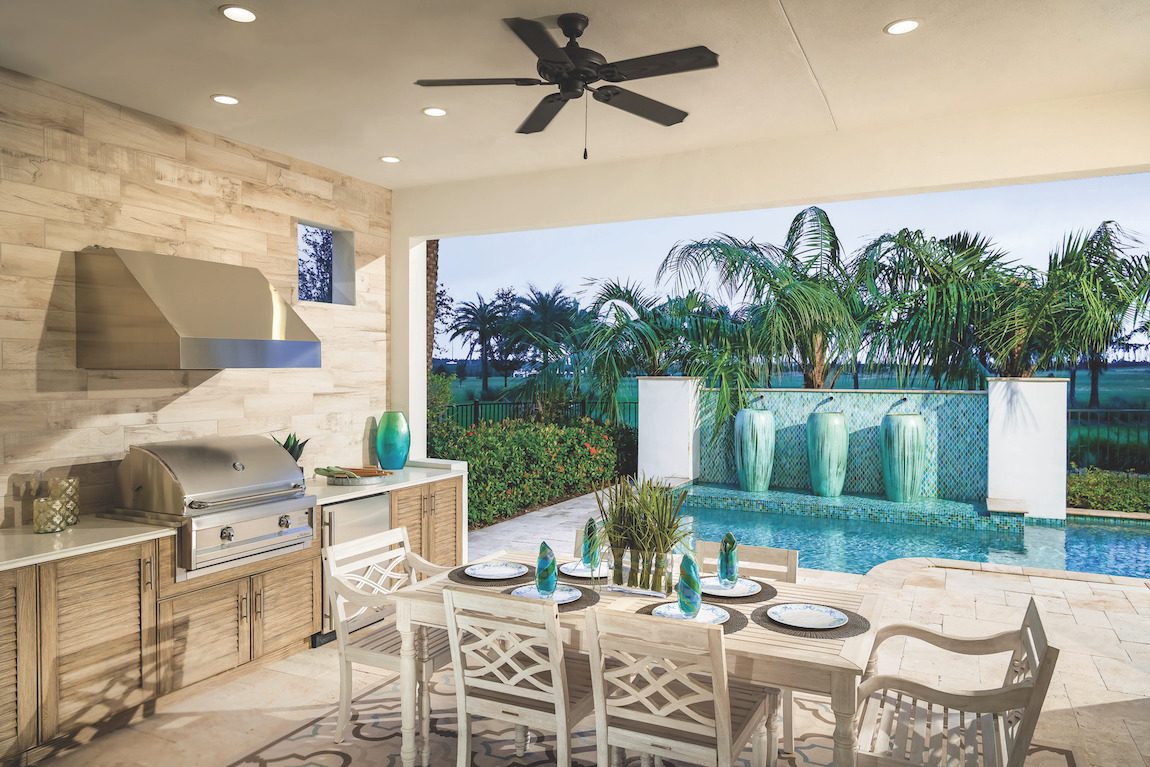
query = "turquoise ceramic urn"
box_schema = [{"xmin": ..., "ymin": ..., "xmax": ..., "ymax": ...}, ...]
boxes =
[
  {"xmin": 880, "ymin": 412, "xmax": 927, "ymax": 502},
  {"xmin": 734, "ymin": 406, "xmax": 775, "ymax": 492},
  {"xmin": 375, "ymin": 411, "xmax": 411, "ymax": 470},
  {"xmin": 807, "ymin": 411, "xmax": 848, "ymax": 497}
]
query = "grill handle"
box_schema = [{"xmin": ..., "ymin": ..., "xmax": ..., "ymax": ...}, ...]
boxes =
[{"xmin": 187, "ymin": 484, "xmax": 303, "ymax": 510}]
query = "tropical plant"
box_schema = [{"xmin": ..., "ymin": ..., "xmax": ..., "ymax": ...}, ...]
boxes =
[
  {"xmin": 448, "ymin": 294, "xmax": 506, "ymax": 398},
  {"xmin": 593, "ymin": 476, "xmax": 689, "ymax": 592},
  {"xmin": 516, "ymin": 284, "xmax": 580, "ymax": 367},
  {"xmin": 272, "ymin": 432, "xmax": 309, "ymax": 462},
  {"xmin": 595, "ymin": 478, "xmax": 640, "ymax": 586}
]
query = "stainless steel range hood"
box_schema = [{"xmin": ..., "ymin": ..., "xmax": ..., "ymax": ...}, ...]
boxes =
[{"xmin": 76, "ymin": 247, "xmax": 321, "ymax": 369}]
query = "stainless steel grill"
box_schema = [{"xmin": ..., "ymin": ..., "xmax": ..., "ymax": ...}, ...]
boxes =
[{"xmin": 111, "ymin": 435, "xmax": 316, "ymax": 580}]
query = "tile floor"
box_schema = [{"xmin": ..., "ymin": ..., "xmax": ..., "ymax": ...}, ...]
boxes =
[{"xmin": 35, "ymin": 493, "xmax": 1150, "ymax": 766}]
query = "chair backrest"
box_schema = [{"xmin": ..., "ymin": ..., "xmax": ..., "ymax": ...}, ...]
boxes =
[
  {"xmin": 443, "ymin": 587, "xmax": 573, "ymax": 729},
  {"xmin": 322, "ymin": 527, "xmax": 417, "ymax": 643},
  {"xmin": 694, "ymin": 539, "xmax": 798, "ymax": 583},
  {"xmin": 1001, "ymin": 598, "xmax": 1060, "ymax": 767},
  {"xmin": 585, "ymin": 607, "xmax": 734, "ymax": 764}
]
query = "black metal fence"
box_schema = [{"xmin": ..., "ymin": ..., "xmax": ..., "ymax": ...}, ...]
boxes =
[
  {"xmin": 445, "ymin": 400, "xmax": 638, "ymax": 429},
  {"xmin": 1068, "ymin": 409, "xmax": 1150, "ymax": 472}
]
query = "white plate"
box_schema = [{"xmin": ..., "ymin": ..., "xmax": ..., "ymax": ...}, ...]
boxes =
[
  {"xmin": 700, "ymin": 576, "xmax": 762, "ymax": 598},
  {"xmin": 652, "ymin": 602, "xmax": 730, "ymax": 625},
  {"xmin": 559, "ymin": 560, "xmax": 611, "ymax": 578},
  {"xmin": 766, "ymin": 603, "xmax": 848, "ymax": 630},
  {"xmin": 510, "ymin": 583, "xmax": 583, "ymax": 605},
  {"xmin": 464, "ymin": 561, "xmax": 529, "ymax": 580}
]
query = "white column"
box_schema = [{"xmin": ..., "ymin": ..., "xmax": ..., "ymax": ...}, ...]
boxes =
[
  {"xmin": 987, "ymin": 378, "xmax": 1068, "ymax": 520},
  {"xmin": 388, "ymin": 237, "xmax": 428, "ymax": 459},
  {"xmin": 637, "ymin": 377, "xmax": 702, "ymax": 482}
]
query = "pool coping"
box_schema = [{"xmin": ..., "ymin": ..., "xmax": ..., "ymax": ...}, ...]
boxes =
[
  {"xmin": 1068, "ymin": 507, "xmax": 1150, "ymax": 523},
  {"xmin": 864, "ymin": 556, "xmax": 1150, "ymax": 590}
]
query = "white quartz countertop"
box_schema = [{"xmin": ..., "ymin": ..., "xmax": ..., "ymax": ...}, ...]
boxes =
[
  {"xmin": 309, "ymin": 463, "xmax": 466, "ymax": 506},
  {"xmin": 0, "ymin": 517, "xmax": 175, "ymax": 572}
]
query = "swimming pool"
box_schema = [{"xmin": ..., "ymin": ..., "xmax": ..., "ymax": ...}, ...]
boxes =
[{"xmin": 685, "ymin": 502, "xmax": 1150, "ymax": 579}]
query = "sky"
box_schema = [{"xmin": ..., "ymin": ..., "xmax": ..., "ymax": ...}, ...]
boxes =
[{"xmin": 437, "ymin": 171, "xmax": 1150, "ymax": 357}]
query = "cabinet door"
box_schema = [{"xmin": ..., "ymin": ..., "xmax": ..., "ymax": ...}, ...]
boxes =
[
  {"xmin": 158, "ymin": 579, "xmax": 250, "ymax": 695},
  {"xmin": 38, "ymin": 542, "xmax": 157, "ymax": 740},
  {"xmin": 426, "ymin": 478, "xmax": 462, "ymax": 566},
  {"xmin": 252, "ymin": 559, "xmax": 320, "ymax": 659},
  {"xmin": 0, "ymin": 568, "xmax": 37, "ymax": 757},
  {"xmin": 391, "ymin": 485, "xmax": 425, "ymax": 556}
]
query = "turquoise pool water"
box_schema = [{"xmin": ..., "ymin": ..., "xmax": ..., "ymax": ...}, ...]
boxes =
[{"xmin": 685, "ymin": 503, "xmax": 1150, "ymax": 579}]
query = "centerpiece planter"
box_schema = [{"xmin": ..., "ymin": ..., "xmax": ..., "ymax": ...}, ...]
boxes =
[
  {"xmin": 807, "ymin": 411, "xmax": 848, "ymax": 497},
  {"xmin": 734, "ymin": 406, "xmax": 775, "ymax": 492},
  {"xmin": 880, "ymin": 412, "xmax": 926, "ymax": 502}
]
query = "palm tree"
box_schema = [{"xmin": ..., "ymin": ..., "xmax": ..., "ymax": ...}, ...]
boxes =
[
  {"xmin": 448, "ymin": 295, "xmax": 504, "ymax": 398},
  {"xmin": 517, "ymin": 284, "xmax": 579, "ymax": 367}
]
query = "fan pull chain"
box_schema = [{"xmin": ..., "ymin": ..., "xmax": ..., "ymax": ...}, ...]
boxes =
[{"xmin": 583, "ymin": 97, "xmax": 589, "ymax": 160}]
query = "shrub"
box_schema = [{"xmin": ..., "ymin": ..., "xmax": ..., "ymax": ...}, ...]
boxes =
[
  {"xmin": 427, "ymin": 372, "xmax": 454, "ymax": 423},
  {"xmin": 1067, "ymin": 468, "xmax": 1150, "ymax": 514},
  {"xmin": 429, "ymin": 417, "xmax": 622, "ymax": 526}
]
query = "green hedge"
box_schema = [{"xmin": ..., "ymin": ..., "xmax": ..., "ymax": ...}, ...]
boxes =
[
  {"xmin": 1067, "ymin": 468, "xmax": 1150, "ymax": 514},
  {"xmin": 429, "ymin": 417, "xmax": 634, "ymax": 526}
]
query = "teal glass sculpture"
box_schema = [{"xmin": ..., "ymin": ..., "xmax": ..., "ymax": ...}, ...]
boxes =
[
  {"xmin": 880, "ymin": 413, "xmax": 927, "ymax": 502},
  {"xmin": 375, "ymin": 411, "xmax": 411, "ymax": 470},
  {"xmin": 718, "ymin": 531, "xmax": 739, "ymax": 588},
  {"xmin": 581, "ymin": 518, "xmax": 601, "ymax": 569},
  {"xmin": 536, "ymin": 541, "xmax": 557, "ymax": 597},
  {"xmin": 677, "ymin": 554, "xmax": 702, "ymax": 619},
  {"xmin": 734, "ymin": 406, "xmax": 775, "ymax": 492},
  {"xmin": 807, "ymin": 411, "xmax": 848, "ymax": 497}
]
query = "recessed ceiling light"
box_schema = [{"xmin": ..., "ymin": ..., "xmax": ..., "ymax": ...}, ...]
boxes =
[
  {"xmin": 211, "ymin": 93, "xmax": 240, "ymax": 105},
  {"xmin": 379, "ymin": 155, "xmax": 401, "ymax": 164},
  {"xmin": 219, "ymin": 5, "xmax": 257, "ymax": 23},
  {"xmin": 883, "ymin": 19, "xmax": 920, "ymax": 35},
  {"xmin": 422, "ymin": 107, "xmax": 447, "ymax": 117}
]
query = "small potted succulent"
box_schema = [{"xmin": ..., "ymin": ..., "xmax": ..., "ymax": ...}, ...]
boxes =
[{"xmin": 273, "ymin": 432, "xmax": 309, "ymax": 464}]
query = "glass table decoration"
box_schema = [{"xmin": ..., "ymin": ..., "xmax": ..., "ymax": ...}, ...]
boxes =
[{"xmin": 536, "ymin": 541, "xmax": 557, "ymax": 598}]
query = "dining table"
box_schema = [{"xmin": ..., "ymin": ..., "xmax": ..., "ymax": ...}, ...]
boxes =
[{"xmin": 389, "ymin": 551, "xmax": 883, "ymax": 767}]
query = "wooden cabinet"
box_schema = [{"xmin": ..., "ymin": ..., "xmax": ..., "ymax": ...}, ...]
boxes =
[
  {"xmin": 0, "ymin": 567, "xmax": 37, "ymax": 759},
  {"xmin": 389, "ymin": 477, "xmax": 463, "ymax": 566},
  {"xmin": 157, "ymin": 556, "xmax": 320, "ymax": 694},
  {"xmin": 37, "ymin": 542, "xmax": 157, "ymax": 742}
]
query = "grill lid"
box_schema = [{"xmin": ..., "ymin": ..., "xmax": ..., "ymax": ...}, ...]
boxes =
[{"xmin": 117, "ymin": 435, "xmax": 305, "ymax": 514}]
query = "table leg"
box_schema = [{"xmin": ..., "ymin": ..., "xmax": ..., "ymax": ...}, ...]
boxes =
[
  {"xmin": 830, "ymin": 673, "xmax": 859, "ymax": 767},
  {"xmin": 399, "ymin": 605, "xmax": 417, "ymax": 767}
]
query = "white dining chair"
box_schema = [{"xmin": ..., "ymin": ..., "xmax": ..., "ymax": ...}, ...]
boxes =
[
  {"xmin": 855, "ymin": 597, "xmax": 1059, "ymax": 767},
  {"xmin": 695, "ymin": 539, "xmax": 798, "ymax": 754},
  {"xmin": 322, "ymin": 527, "xmax": 453, "ymax": 746},
  {"xmin": 443, "ymin": 586, "xmax": 594, "ymax": 766},
  {"xmin": 585, "ymin": 606, "xmax": 780, "ymax": 767}
]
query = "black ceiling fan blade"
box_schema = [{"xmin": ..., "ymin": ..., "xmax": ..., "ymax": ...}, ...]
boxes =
[
  {"xmin": 600, "ymin": 46, "xmax": 719, "ymax": 82},
  {"xmin": 415, "ymin": 78, "xmax": 546, "ymax": 86},
  {"xmin": 517, "ymin": 93, "xmax": 568, "ymax": 134},
  {"xmin": 591, "ymin": 86, "xmax": 687, "ymax": 126},
  {"xmin": 503, "ymin": 17, "xmax": 573, "ymax": 67}
]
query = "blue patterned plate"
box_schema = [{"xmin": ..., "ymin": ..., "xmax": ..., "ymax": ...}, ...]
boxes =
[
  {"xmin": 652, "ymin": 602, "xmax": 730, "ymax": 625},
  {"xmin": 510, "ymin": 583, "xmax": 582, "ymax": 605},
  {"xmin": 464, "ymin": 561, "xmax": 528, "ymax": 580},
  {"xmin": 766, "ymin": 603, "xmax": 848, "ymax": 630},
  {"xmin": 700, "ymin": 576, "xmax": 762, "ymax": 598},
  {"xmin": 559, "ymin": 560, "xmax": 611, "ymax": 578}
]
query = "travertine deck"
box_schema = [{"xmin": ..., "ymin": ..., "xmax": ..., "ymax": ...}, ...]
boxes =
[{"xmin": 38, "ymin": 493, "xmax": 1150, "ymax": 766}]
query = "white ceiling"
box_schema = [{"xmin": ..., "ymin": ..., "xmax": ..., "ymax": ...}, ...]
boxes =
[{"xmin": 1, "ymin": 0, "xmax": 1147, "ymax": 190}]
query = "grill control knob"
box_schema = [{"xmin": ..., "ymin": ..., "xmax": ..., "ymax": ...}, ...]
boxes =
[
  {"xmin": 220, "ymin": 526, "xmax": 236, "ymax": 542},
  {"xmin": 278, "ymin": 514, "xmax": 292, "ymax": 529}
]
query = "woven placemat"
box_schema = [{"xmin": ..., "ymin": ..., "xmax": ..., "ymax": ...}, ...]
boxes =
[
  {"xmin": 700, "ymin": 579, "xmax": 778, "ymax": 606},
  {"xmin": 636, "ymin": 602, "xmax": 749, "ymax": 636},
  {"xmin": 447, "ymin": 564, "xmax": 535, "ymax": 588},
  {"xmin": 749, "ymin": 603, "xmax": 871, "ymax": 639},
  {"xmin": 501, "ymin": 584, "xmax": 600, "ymax": 613}
]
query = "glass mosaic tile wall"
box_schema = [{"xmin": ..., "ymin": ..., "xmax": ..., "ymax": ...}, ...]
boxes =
[{"xmin": 698, "ymin": 389, "xmax": 989, "ymax": 502}]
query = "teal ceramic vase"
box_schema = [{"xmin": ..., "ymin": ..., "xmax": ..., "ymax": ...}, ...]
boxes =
[
  {"xmin": 677, "ymin": 554, "xmax": 702, "ymax": 618},
  {"xmin": 734, "ymin": 407, "xmax": 775, "ymax": 492},
  {"xmin": 880, "ymin": 413, "xmax": 927, "ymax": 502},
  {"xmin": 375, "ymin": 411, "xmax": 411, "ymax": 470},
  {"xmin": 536, "ymin": 541, "xmax": 557, "ymax": 597},
  {"xmin": 581, "ymin": 518, "xmax": 601, "ymax": 569},
  {"xmin": 718, "ymin": 531, "xmax": 739, "ymax": 588},
  {"xmin": 807, "ymin": 411, "xmax": 848, "ymax": 497}
]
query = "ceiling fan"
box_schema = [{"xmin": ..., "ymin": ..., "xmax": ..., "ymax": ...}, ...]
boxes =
[{"xmin": 415, "ymin": 13, "xmax": 718, "ymax": 134}]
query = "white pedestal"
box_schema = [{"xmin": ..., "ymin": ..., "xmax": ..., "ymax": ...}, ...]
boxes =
[
  {"xmin": 637, "ymin": 377, "xmax": 701, "ymax": 482},
  {"xmin": 987, "ymin": 378, "xmax": 1068, "ymax": 520}
]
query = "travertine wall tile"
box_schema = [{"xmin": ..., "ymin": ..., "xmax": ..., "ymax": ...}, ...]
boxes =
[{"xmin": 0, "ymin": 67, "xmax": 392, "ymax": 526}]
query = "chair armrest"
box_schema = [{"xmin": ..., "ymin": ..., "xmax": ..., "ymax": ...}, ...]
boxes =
[
  {"xmin": 858, "ymin": 673, "xmax": 1034, "ymax": 714},
  {"xmin": 867, "ymin": 622, "xmax": 1020, "ymax": 671},
  {"xmin": 328, "ymin": 575, "xmax": 396, "ymax": 609},
  {"xmin": 406, "ymin": 551, "xmax": 452, "ymax": 579}
]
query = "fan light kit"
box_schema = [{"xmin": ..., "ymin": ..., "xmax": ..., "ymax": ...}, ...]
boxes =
[
  {"xmin": 422, "ymin": 107, "xmax": 447, "ymax": 117},
  {"xmin": 379, "ymin": 155, "xmax": 401, "ymax": 164},
  {"xmin": 219, "ymin": 5, "xmax": 257, "ymax": 23},
  {"xmin": 883, "ymin": 19, "xmax": 919, "ymax": 35},
  {"xmin": 211, "ymin": 94, "xmax": 240, "ymax": 105},
  {"xmin": 415, "ymin": 13, "xmax": 718, "ymax": 135}
]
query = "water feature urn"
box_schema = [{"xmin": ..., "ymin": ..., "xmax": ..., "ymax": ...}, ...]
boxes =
[
  {"xmin": 807, "ymin": 411, "xmax": 848, "ymax": 497},
  {"xmin": 734, "ymin": 403, "xmax": 775, "ymax": 492},
  {"xmin": 880, "ymin": 412, "xmax": 927, "ymax": 502}
]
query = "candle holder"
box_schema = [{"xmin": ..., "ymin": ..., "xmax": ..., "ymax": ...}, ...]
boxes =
[
  {"xmin": 49, "ymin": 477, "xmax": 80, "ymax": 525},
  {"xmin": 33, "ymin": 497, "xmax": 67, "ymax": 534}
]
